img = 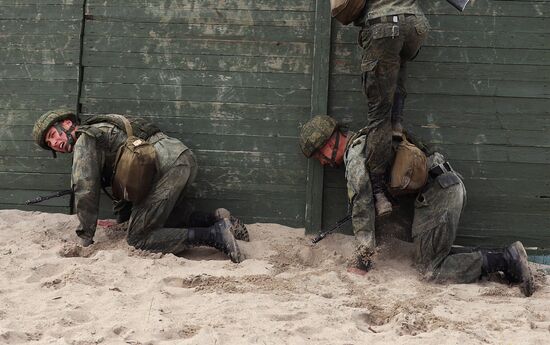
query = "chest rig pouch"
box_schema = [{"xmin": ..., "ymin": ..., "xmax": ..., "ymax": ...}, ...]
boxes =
[
  {"xmin": 111, "ymin": 116, "xmax": 157, "ymax": 203},
  {"xmin": 389, "ymin": 135, "xmax": 428, "ymax": 196}
]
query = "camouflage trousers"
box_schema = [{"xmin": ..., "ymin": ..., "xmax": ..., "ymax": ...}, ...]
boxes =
[
  {"xmin": 126, "ymin": 150, "xmax": 198, "ymax": 254},
  {"xmin": 359, "ymin": 14, "xmax": 429, "ymax": 175},
  {"xmin": 413, "ymin": 154, "xmax": 483, "ymax": 283}
]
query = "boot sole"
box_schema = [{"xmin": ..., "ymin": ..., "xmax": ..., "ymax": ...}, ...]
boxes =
[
  {"xmin": 509, "ymin": 241, "xmax": 535, "ymax": 297},
  {"xmin": 220, "ymin": 221, "xmax": 243, "ymax": 263}
]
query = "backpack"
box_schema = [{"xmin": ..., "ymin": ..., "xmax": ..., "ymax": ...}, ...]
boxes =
[
  {"xmin": 389, "ymin": 135, "xmax": 428, "ymax": 196},
  {"xmin": 83, "ymin": 114, "xmax": 159, "ymax": 203}
]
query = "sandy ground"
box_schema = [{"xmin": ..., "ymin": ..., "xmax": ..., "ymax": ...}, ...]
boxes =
[{"xmin": 0, "ymin": 209, "xmax": 548, "ymax": 345}]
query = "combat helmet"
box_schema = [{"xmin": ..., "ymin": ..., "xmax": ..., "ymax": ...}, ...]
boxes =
[
  {"xmin": 299, "ymin": 115, "xmax": 338, "ymax": 157},
  {"xmin": 32, "ymin": 108, "xmax": 77, "ymax": 152}
]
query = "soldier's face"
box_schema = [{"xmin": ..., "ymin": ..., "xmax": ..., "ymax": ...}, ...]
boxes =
[
  {"xmin": 312, "ymin": 131, "xmax": 347, "ymax": 167},
  {"xmin": 45, "ymin": 119, "xmax": 75, "ymax": 153}
]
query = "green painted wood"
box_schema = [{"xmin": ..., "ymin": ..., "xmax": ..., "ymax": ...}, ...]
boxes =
[
  {"xmin": 305, "ymin": 0, "xmax": 332, "ymax": 234},
  {"xmin": 323, "ymin": 0, "xmax": 550, "ymax": 248},
  {"xmin": 333, "ymin": 44, "xmax": 550, "ymax": 66},
  {"xmin": 83, "ymin": 68, "xmax": 311, "ymax": 89},
  {"xmin": 0, "ymin": 5, "xmax": 82, "ymax": 20},
  {"xmin": 0, "ymin": 49, "xmax": 80, "ymax": 65},
  {"xmin": 82, "ymin": 84, "xmax": 311, "ymax": 105},
  {"xmin": 84, "ymin": 36, "xmax": 312, "ymax": 57},
  {"xmin": 84, "ymin": 52, "xmax": 312, "ymax": 73},
  {"xmin": 0, "ymin": 20, "xmax": 81, "ymax": 34},
  {"xmin": 85, "ymin": 21, "xmax": 313, "ymax": 42},
  {"xmin": 331, "ymin": 75, "xmax": 549, "ymax": 99},
  {"xmin": 85, "ymin": 7, "xmax": 314, "ymax": 26},
  {"xmin": 86, "ymin": 0, "xmax": 314, "ymax": 11}
]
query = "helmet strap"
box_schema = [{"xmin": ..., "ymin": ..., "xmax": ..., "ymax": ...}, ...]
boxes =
[
  {"xmin": 54, "ymin": 123, "xmax": 76, "ymax": 147},
  {"xmin": 330, "ymin": 131, "xmax": 340, "ymax": 164}
]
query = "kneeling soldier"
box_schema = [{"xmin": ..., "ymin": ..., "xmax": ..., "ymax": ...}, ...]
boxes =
[
  {"xmin": 32, "ymin": 109, "xmax": 248, "ymax": 262},
  {"xmin": 300, "ymin": 115, "xmax": 535, "ymax": 296}
]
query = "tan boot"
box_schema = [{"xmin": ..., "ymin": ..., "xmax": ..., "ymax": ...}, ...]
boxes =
[{"xmin": 374, "ymin": 192, "xmax": 392, "ymax": 217}]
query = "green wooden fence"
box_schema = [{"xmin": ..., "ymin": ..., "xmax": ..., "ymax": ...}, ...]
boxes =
[{"xmin": 1, "ymin": 0, "xmax": 548, "ymax": 249}]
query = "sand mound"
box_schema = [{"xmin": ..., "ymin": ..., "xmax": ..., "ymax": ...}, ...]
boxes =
[{"xmin": 0, "ymin": 209, "xmax": 548, "ymax": 344}]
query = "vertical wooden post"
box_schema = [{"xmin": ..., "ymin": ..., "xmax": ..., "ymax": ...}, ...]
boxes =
[{"xmin": 305, "ymin": 0, "xmax": 332, "ymax": 233}]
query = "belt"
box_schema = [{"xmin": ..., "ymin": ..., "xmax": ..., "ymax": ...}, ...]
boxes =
[
  {"xmin": 367, "ymin": 13, "xmax": 415, "ymax": 25},
  {"xmin": 429, "ymin": 161, "xmax": 453, "ymax": 179}
]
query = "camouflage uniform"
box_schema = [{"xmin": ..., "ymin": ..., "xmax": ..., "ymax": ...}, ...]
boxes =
[
  {"xmin": 355, "ymin": 0, "xmax": 429, "ymax": 176},
  {"xmin": 72, "ymin": 121, "xmax": 198, "ymax": 254},
  {"xmin": 344, "ymin": 132, "xmax": 483, "ymax": 283}
]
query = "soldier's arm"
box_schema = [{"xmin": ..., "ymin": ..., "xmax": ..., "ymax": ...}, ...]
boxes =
[
  {"xmin": 72, "ymin": 133, "xmax": 103, "ymax": 244},
  {"xmin": 344, "ymin": 135, "xmax": 376, "ymax": 248}
]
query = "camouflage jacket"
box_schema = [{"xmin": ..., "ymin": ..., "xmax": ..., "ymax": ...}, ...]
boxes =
[
  {"xmin": 72, "ymin": 122, "xmax": 190, "ymax": 241},
  {"xmin": 343, "ymin": 129, "xmax": 437, "ymax": 245}
]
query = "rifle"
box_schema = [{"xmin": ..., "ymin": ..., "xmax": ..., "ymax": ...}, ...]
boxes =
[
  {"xmin": 25, "ymin": 189, "xmax": 74, "ymax": 214},
  {"xmin": 447, "ymin": 0, "xmax": 470, "ymax": 12},
  {"xmin": 311, "ymin": 214, "xmax": 352, "ymax": 244}
]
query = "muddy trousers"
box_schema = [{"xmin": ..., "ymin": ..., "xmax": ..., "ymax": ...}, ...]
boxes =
[
  {"xmin": 126, "ymin": 150, "xmax": 199, "ymax": 254},
  {"xmin": 359, "ymin": 14, "xmax": 428, "ymax": 175},
  {"xmin": 412, "ymin": 172, "xmax": 483, "ymax": 283}
]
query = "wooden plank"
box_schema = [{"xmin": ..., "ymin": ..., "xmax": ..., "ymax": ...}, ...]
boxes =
[
  {"xmin": 0, "ymin": 35, "xmax": 80, "ymax": 51},
  {"xmin": 0, "ymin": 80, "xmax": 78, "ymax": 95},
  {"xmin": 333, "ymin": 62, "xmax": 550, "ymax": 82},
  {"xmin": 329, "ymin": 108, "xmax": 550, "ymax": 131},
  {"xmin": 431, "ymin": 144, "xmax": 550, "ymax": 164},
  {"xmin": 305, "ymin": 0, "xmax": 331, "ymax": 233},
  {"xmin": 4, "ymin": 116, "xmax": 303, "ymax": 140},
  {"xmin": 335, "ymin": 28, "xmax": 550, "ymax": 49},
  {"xmin": 84, "ymin": 36, "xmax": 312, "ymax": 58},
  {"xmin": 82, "ymin": 84, "xmax": 311, "ymax": 106},
  {"xmin": 85, "ymin": 7, "xmax": 314, "ymax": 26},
  {"xmin": 86, "ymin": 0, "xmax": 314, "ymax": 11},
  {"xmin": 83, "ymin": 68, "xmax": 311, "ymax": 89},
  {"xmin": 409, "ymin": 126, "xmax": 550, "ymax": 148},
  {"xmin": 0, "ymin": 65, "xmax": 78, "ymax": 81},
  {"xmin": 0, "ymin": 94, "xmax": 76, "ymax": 110},
  {"xmin": 85, "ymin": 21, "xmax": 313, "ymax": 42},
  {"xmin": 83, "ymin": 52, "xmax": 312, "ymax": 74},
  {"xmin": 2, "ymin": 133, "xmax": 304, "ymax": 154},
  {"xmin": 330, "ymin": 93, "xmax": 550, "ymax": 115},
  {"xmin": 81, "ymin": 99, "xmax": 311, "ymax": 121},
  {"xmin": 0, "ymin": 172, "xmax": 70, "ymax": 190},
  {"xmin": 333, "ymin": 44, "xmax": 550, "ymax": 66},
  {"xmin": 422, "ymin": 0, "xmax": 550, "ymax": 17},
  {"xmin": 0, "ymin": 4, "xmax": 83, "ymax": 20},
  {"xmin": 0, "ymin": 20, "xmax": 81, "ymax": 35},
  {"xmin": 0, "ymin": 156, "xmax": 71, "ymax": 174},
  {"xmin": 331, "ymin": 75, "xmax": 549, "ymax": 99},
  {"xmin": 0, "ymin": 48, "xmax": 80, "ymax": 65}
]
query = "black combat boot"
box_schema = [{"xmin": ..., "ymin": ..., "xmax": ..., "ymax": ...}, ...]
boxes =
[
  {"xmin": 482, "ymin": 241, "xmax": 535, "ymax": 297},
  {"xmin": 188, "ymin": 208, "xmax": 250, "ymax": 242},
  {"xmin": 187, "ymin": 219, "xmax": 243, "ymax": 263},
  {"xmin": 371, "ymin": 174, "xmax": 392, "ymax": 217}
]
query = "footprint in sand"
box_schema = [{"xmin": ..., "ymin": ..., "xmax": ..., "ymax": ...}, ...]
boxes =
[{"xmin": 25, "ymin": 263, "xmax": 62, "ymax": 283}]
